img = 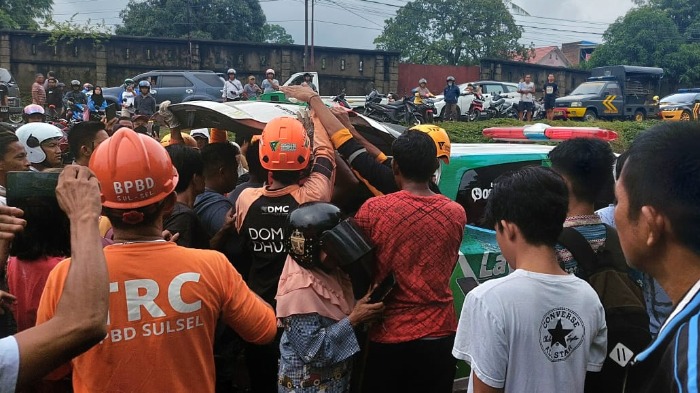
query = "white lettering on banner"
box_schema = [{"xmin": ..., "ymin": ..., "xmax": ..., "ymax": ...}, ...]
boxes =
[
  {"xmin": 168, "ymin": 273, "xmax": 201, "ymax": 313},
  {"xmin": 124, "ymin": 279, "xmax": 166, "ymax": 322}
]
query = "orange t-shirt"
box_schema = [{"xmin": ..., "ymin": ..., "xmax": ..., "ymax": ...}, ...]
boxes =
[{"xmin": 36, "ymin": 241, "xmax": 276, "ymax": 393}]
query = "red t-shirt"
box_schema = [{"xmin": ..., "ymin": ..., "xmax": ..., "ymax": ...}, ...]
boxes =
[
  {"xmin": 355, "ymin": 190, "xmax": 466, "ymax": 343},
  {"xmin": 7, "ymin": 255, "xmax": 65, "ymax": 332}
]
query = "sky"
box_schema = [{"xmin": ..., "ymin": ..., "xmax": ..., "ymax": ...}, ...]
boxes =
[{"xmin": 51, "ymin": 0, "xmax": 637, "ymax": 51}]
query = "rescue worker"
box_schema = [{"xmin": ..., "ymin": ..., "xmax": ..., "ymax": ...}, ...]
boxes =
[
  {"xmin": 327, "ymin": 111, "xmax": 451, "ymax": 196},
  {"xmin": 235, "ymin": 84, "xmax": 343, "ymax": 393},
  {"xmin": 36, "ymin": 127, "xmax": 277, "ymax": 393},
  {"xmin": 15, "ymin": 122, "xmax": 64, "ymax": 172}
]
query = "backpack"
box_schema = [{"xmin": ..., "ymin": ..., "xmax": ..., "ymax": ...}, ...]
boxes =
[{"xmin": 558, "ymin": 225, "xmax": 651, "ymax": 393}]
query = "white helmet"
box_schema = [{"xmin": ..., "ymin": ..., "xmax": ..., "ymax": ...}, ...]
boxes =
[
  {"xmin": 190, "ymin": 128, "xmax": 210, "ymax": 139},
  {"xmin": 419, "ymin": 78, "xmax": 427, "ymax": 84},
  {"xmin": 266, "ymin": 69, "xmax": 275, "ymax": 75},
  {"xmin": 227, "ymin": 68, "xmax": 236, "ymax": 75},
  {"xmin": 16, "ymin": 123, "xmax": 63, "ymax": 164}
]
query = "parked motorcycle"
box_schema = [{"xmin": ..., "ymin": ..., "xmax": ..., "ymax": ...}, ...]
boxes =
[
  {"xmin": 486, "ymin": 93, "xmax": 518, "ymax": 119},
  {"xmin": 364, "ymin": 90, "xmax": 422, "ymax": 125},
  {"xmin": 531, "ymin": 99, "xmax": 546, "ymax": 121},
  {"xmin": 465, "ymin": 93, "xmax": 486, "ymax": 122},
  {"xmin": 332, "ymin": 90, "xmax": 352, "ymax": 109}
]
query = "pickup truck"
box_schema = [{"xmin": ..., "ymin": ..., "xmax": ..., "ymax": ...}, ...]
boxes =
[
  {"xmin": 554, "ymin": 65, "xmax": 663, "ymax": 121},
  {"xmin": 281, "ymin": 71, "xmax": 385, "ymax": 109}
]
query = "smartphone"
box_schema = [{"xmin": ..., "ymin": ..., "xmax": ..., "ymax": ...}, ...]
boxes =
[
  {"xmin": 6, "ymin": 171, "xmax": 60, "ymax": 207},
  {"xmin": 368, "ymin": 272, "xmax": 396, "ymax": 304},
  {"xmin": 456, "ymin": 277, "xmax": 479, "ymax": 296},
  {"xmin": 106, "ymin": 103, "xmax": 117, "ymax": 121}
]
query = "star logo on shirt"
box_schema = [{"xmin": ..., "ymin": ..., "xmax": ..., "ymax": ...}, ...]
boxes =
[
  {"xmin": 539, "ymin": 307, "xmax": 586, "ymax": 362},
  {"xmin": 548, "ymin": 319, "xmax": 573, "ymax": 349}
]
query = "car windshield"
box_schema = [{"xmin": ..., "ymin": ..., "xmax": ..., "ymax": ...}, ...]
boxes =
[
  {"xmin": 570, "ymin": 82, "xmax": 605, "ymax": 96},
  {"xmin": 660, "ymin": 93, "xmax": 698, "ymax": 104}
]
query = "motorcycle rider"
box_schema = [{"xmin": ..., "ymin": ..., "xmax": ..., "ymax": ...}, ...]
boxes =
[
  {"xmin": 443, "ymin": 76, "xmax": 460, "ymax": 121},
  {"xmin": 63, "ymin": 80, "xmax": 88, "ymax": 118},
  {"xmin": 134, "ymin": 80, "xmax": 156, "ymax": 117},
  {"xmin": 82, "ymin": 83, "xmax": 93, "ymax": 95},
  {"xmin": 118, "ymin": 79, "xmax": 137, "ymax": 116},
  {"xmin": 15, "ymin": 122, "xmax": 64, "ymax": 171},
  {"xmin": 222, "ymin": 69, "xmax": 244, "ymax": 102},
  {"xmin": 22, "ymin": 105, "xmax": 46, "ymax": 123},
  {"xmin": 414, "ymin": 78, "xmax": 434, "ymax": 105}
]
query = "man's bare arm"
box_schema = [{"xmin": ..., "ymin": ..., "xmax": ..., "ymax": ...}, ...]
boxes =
[
  {"xmin": 14, "ymin": 166, "xmax": 108, "ymax": 389},
  {"xmin": 472, "ymin": 372, "xmax": 504, "ymax": 393}
]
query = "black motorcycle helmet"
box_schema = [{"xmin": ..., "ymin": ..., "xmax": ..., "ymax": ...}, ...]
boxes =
[{"xmin": 285, "ymin": 202, "xmax": 374, "ymax": 271}]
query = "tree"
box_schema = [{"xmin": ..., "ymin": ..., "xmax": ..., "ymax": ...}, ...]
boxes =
[
  {"xmin": 587, "ymin": 7, "xmax": 681, "ymax": 69},
  {"xmin": 374, "ymin": 0, "xmax": 527, "ymax": 65},
  {"xmin": 0, "ymin": 0, "xmax": 53, "ymax": 30},
  {"xmin": 631, "ymin": 0, "xmax": 700, "ymax": 34},
  {"xmin": 42, "ymin": 16, "xmax": 112, "ymax": 46},
  {"xmin": 263, "ymin": 23, "xmax": 294, "ymax": 44},
  {"xmin": 116, "ymin": 0, "xmax": 273, "ymax": 42}
]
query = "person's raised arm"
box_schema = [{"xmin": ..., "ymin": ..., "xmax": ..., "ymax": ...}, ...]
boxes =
[{"xmin": 14, "ymin": 165, "xmax": 108, "ymax": 390}]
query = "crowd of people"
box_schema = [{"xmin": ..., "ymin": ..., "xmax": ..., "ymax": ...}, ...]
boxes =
[{"xmin": 0, "ymin": 77, "xmax": 695, "ymax": 393}]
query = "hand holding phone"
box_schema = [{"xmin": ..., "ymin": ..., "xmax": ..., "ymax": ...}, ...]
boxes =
[{"xmin": 368, "ymin": 272, "xmax": 396, "ymax": 304}]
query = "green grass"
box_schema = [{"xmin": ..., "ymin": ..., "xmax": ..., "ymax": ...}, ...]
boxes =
[{"xmin": 439, "ymin": 119, "xmax": 661, "ymax": 153}]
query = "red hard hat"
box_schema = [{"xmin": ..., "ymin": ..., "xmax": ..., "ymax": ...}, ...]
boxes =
[{"xmin": 89, "ymin": 127, "xmax": 178, "ymax": 209}]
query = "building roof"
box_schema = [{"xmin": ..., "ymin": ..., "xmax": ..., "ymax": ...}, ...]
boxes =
[{"xmin": 512, "ymin": 46, "xmax": 572, "ymax": 67}]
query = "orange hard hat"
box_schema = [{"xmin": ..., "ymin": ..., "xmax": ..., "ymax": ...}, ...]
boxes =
[
  {"xmin": 259, "ymin": 117, "xmax": 311, "ymax": 171},
  {"xmin": 90, "ymin": 127, "xmax": 179, "ymax": 209},
  {"xmin": 410, "ymin": 124, "xmax": 451, "ymax": 164}
]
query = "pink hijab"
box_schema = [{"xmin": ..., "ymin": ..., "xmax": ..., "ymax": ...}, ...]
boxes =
[{"xmin": 276, "ymin": 256, "xmax": 355, "ymax": 322}]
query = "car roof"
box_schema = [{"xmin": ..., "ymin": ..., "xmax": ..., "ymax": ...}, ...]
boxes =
[{"xmin": 451, "ymin": 143, "xmax": 555, "ymax": 157}]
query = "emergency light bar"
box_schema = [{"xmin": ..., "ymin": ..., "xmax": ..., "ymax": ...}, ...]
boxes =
[{"xmin": 483, "ymin": 123, "xmax": 618, "ymax": 143}]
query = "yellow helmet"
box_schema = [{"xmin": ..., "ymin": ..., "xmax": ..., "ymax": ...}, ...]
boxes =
[
  {"xmin": 160, "ymin": 133, "xmax": 198, "ymax": 148},
  {"xmin": 409, "ymin": 124, "xmax": 451, "ymax": 164}
]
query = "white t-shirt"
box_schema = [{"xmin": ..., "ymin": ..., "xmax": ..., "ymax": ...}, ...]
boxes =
[
  {"xmin": 520, "ymin": 82, "xmax": 535, "ymax": 102},
  {"xmin": 121, "ymin": 91, "xmax": 136, "ymax": 107},
  {"xmin": 453, "ymin": 269, "xmax": 607, "ymax": 393},
  {"xmin": 0, "ymin": 336, "xmax": 19, "ymax": 393}
]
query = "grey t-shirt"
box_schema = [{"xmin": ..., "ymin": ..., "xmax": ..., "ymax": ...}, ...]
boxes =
[
  {"xmin": 453, "ymin": 269, "xmax": 607, "ymax": 393},
  {"xmin": 520, "ymin": 82, "xmax": 535, "ymax": 102},
  {"xmin": 261, "ymin": 79, "xmax": 279, "ymax": 94}
]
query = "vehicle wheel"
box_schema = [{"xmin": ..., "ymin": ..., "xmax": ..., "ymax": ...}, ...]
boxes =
[
  {"xmin": 411, "ymin": 113, "xmax": 423, "ymax": 126},
  {"xmin": 583, "ymin": 109, "xmax": 597, "ymax": 122},
  {"xmin": 8, "ymin": 114, "xmax": 22, "ymax": 124},
  {"xmin": 634, "ymin": 110, "xmax": 646, "ymax": 122},
  {"xmin": 425, "ymin": 111, "xmax": 434, "ymax": 124},
  {"xmin": 681, "ymin": 110, "xmax": 692, "ymax": 121},
  {"xmin": 468, "ymin": 109, "xmax": 480, "ymax": 122},
  {"xmin": 439, "ymin": 107, "xmax": 446, "ymax": 121}
]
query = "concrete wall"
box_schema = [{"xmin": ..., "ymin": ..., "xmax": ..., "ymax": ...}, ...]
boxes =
[
  {"xmin": 479, "ymin": 58, "xmax": 591, "ymax": 96},
  {"xmin": 0, "ymin": 30, "xmax": 399, "ymax": 97},
  {"xmin": 397, "ymin": 64, "xmax": 480, "ymax": 97}
]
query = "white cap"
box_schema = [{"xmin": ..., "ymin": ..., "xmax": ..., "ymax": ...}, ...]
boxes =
[{"xmin": 190, "ymin": 128, "xmax": 210, "ymax": 139}]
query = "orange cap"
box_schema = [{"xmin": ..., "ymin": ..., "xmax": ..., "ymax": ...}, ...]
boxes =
[
  {"xmin": 259, "ymin": 117, "xmax": 311, "ymax": 171},
  {"xmin": 90, "ymin": 127, "xmax": 179, "ymax": 209}
]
